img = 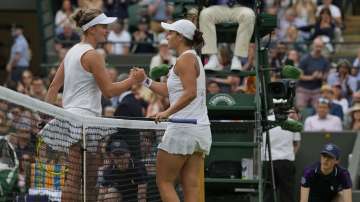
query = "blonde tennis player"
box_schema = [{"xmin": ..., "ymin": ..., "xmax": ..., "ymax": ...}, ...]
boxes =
[
  {"xmin": 44, "ymin": 8, "xmax": 144, "ymax": 201},
  {"xmin": 46, "ymin": 8, "xmax": 142, "ymax": 115},
  {"xmin": 133, "ymin": 19, "xmax": 212, "ymax": 202}
]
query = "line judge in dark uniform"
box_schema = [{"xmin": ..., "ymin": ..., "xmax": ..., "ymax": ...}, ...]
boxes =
[{"xmin": 300, "ymin": 143, "xmax": 352, "ymax": 202}]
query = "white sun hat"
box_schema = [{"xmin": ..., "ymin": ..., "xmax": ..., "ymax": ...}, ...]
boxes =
[
  {"xmin": 161, "ymin": 19, "xmax": 196, "ymax": 40},
  {"xmin": 81, "ymin": 13, "xmax": 117, "ymax": 31}
]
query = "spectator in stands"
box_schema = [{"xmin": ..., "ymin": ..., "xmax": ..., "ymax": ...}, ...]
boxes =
[
  {"xmin": 139, "ymin": 131, "xmax": 160, "ymax": 201},
  {"xmin": 55, "ymin": 93, "xmax": 63, "ymax": 107},
  {"xmin": 77, "ymin": 0, "xmax": 103, "ymax": 9},
  {"xmin": 296, "ymin": 37, "xmax": 330, "ymax": 110},
  {"xmin": 332, "ymin": 83, "xmax": 349, "ymax": 114},
  {"xmin": 0, "ymin": 100, "xmax": 10, "ymax": 136},
  {"xmin": 30, "ymin": 77, "xmax": 47, "ymax": 101},
  {"xmin": 278, "ymin": 7, "xmax": 306, "ymax": 42},
  {"xmin": 146, "ymin": 93, "xmax": 166, "ymax": 118},
  {"xmin": 54, "ymin": 0, "xmax": 75, "ymax": 34},
  {"xmin": 97, "ymin": 138, "xmax": 147, "ymax": 201},
  {"xmin": 351, "ymin": 48, "xmax": 360, "ymax": 80},
  {"xmin": 208, "ymin": 75, "xmax": 241, "ymax": 93},
  {"xmin": 16, "ymin": 70, "xmax": 33, "ymax": 95},
  {"xmin": 103, "ymin": 106, "xmax": 115, "ymax": 117},
  {"xmin": 304, "ymin": 97, "xmax": 343, "ymax": 131},
  {"xmin": 107, "ymin": 67, "xmax": 119, "ymax": 83},
  {"xmin": 352, "ymin": 48, "xmax": 360, "ymax": 69},
  {"xmin": 131, "ymin": 17, "xmax": 156, "ymax": 53},
  {"xmin": 353, "ymin": 91, "xmax": 360, "ymax": 104},
  {"xmin": 300, "ymin": 143, "xmax": 352, "ymax": 202},
  {"xmin": 284, "ymin": 26, "xmax": 307, "ymax": 54},
  {"xmin": 6, "ymin": 25, "xmax": 30, "ymax": 82},
  {"xmin": 200, "ymin": 0, "xmax": 256, "ymax": 71},
  {"xmin": 287, "ymin": 49, "xmax": 301, "ymax": 67},
  {"xmin": 270, "ymin": 42, "xmax": 288, "ymax": 71},
  {"xmin": 185, "ymin": 7, "xmax": 199, "ymax": 26},
  {"xmin": 316, "ymin": 0, "xmax": 342, "ymax": 27},
  {"xmin": 320, "ymin": 84, "xmax": 344, "ymax": 120},
  {"xmin": 45, "ymin": 67, "xmax": 58, "ymax": 87},
  {"xmin": 347, "ymin": 103, "xmax": 360, "ymax": 130},
  {"xmin": 327, "ymin": 59, "xmax": 358, "ymax": 100},
  {"xmin": 309, "ymin": 8, "xmax": 336, "ymax": 42},
  {"xmin": 140, "ymin": 131, "xmax": 157, "ymax": 173},
  {"xmin": 8, "ymin": 106, "xmax": 22, "ymax": 129},
  {"xmin": 0, "ymin": 111, "xmax": 10, "ymax": 136},
  {"xmin": 13, "ymin": 112, "xmax": 35, "ymax": 160},
  {"xmin": 149, "ymin": 39, "xmax": 176, "ymax": 69},
  {"xmin": 106, "ymin": 20, "xmax": 131, "ymax": 55},
  {"xmin": 206, "ymin": 81, "xmax": 221, "ymax": 94},
  {"xmin": 263, "ymin": 108, "xmax": 301, "ymax": 202},
  {"xmin": 103, "ymin": 0, "xmax": 135, "ymax": 24},
  {"xmin": 238, "ymin": 76, "xmax": 256, "ymax": 94},
  {"xmin": 293, "ymin": 0, "xmax": 317, "ymax": 25},
  {"xmin": 140, "ymin": 0, "xmax": 173, "ymax": 33},
  {"xmin": 265, "ymin": 0, "xmax": 291, "ymax": 9},
  {"xmin": 0, "ymin": 100, "xmax": 8, "ymax": 114},
  {"xmin": 55, "ymin": 23, "xmax": 81, "ymax": 52},
  {"xmin": 114, "ymin": 81, "xmax": 146, "ymax": 117}
]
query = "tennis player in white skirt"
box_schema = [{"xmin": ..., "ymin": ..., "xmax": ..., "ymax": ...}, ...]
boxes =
[
  {"xmin": 132, "ymin": 19, "xmax": 212, "ymax": 202},
  {"xmin": 42, "ymin": 8, "xmax": 144, "ymax": 201},
  {"xmin": 43, "ymin": 8, "xmax": 144, "ymax": 150}
]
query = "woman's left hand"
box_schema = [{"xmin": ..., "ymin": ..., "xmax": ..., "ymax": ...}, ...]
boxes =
[{"xmin": 153, "ymin": 110, "xmax": 171, "ymax": 124}]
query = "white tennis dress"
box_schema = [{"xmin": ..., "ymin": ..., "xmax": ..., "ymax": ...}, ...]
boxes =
[
  {"xmin": 158, "ymin": 49, "xmax": 212, "ymax": 155},
  {"xmin": 41, "ymin": 43, "xmax": 107, "ymax": 152},
  {"xmin": 63, "ymin": 43, "xmax": 102, "ymax": 116}
]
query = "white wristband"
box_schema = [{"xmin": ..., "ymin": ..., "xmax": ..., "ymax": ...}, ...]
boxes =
[{"xmin": 143, "ymin": 78, "xmax": 153, "ymax": 88}]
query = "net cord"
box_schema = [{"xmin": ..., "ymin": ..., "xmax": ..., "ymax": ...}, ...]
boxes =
[{"xmin": 0, "ymin": 86, "xmax": 167, "ymax": 129}]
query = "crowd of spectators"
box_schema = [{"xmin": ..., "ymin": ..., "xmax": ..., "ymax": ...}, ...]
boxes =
[{"xmin": 1, "ymin": 0, "xmax": 360, "ymax": 201}]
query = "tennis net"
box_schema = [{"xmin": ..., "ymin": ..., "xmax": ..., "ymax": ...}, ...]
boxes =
[{"xmin": 0, "ymin": 86, "xmax": 167, "ymax": 202}]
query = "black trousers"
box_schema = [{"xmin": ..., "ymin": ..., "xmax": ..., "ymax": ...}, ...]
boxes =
[{"xmin": 263, "ymin": 160, "xmax": 296, "ymax": 202}]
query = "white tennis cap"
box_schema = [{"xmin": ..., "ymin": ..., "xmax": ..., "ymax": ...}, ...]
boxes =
[
  {"xmin": 81, "ymin": 13, "xmax": 117, "ymax": 31},
  {"xmin": 161, "ymin": 19, "xmax": 196, "ymax": 40}
]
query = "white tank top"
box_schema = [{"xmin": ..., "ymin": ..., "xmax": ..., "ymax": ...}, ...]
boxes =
[
  {"xmin": 62, "ymin": 43, "xmax": 102, "ymax": 116},
  {"xmin": 167, "ymin": 49, "xmax": 210, "ymax": 126}
]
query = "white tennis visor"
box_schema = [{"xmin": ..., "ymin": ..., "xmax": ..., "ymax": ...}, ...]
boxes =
[{"xmin": 81, "ymin": 13, "xmax": 117, "ymax": 31}]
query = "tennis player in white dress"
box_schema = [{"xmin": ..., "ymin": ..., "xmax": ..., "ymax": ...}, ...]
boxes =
[{"xmin": 133, "ymin": 19, "xmax": 212, "ymax": 202}]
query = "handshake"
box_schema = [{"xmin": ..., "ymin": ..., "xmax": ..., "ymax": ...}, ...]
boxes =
[
  {"xmin": 129, "ymin": 67, "xmax": 147, "ymax": 84},
  {"xmin": 129, "ymin": 64, "xmax": 170, "ymax": 85}
]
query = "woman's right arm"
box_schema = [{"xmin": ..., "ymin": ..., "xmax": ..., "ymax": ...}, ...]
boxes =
[
  {"xmin": 82, "ymin": 50, "xmax": 137, "ymax": 98},
  {"xmin": 45, "ymin": 62, "xmax": 64, "ymax": 105}
]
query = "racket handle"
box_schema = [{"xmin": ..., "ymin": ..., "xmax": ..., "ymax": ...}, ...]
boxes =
[{"xmin": 168, "ymin": 118, "xmax": 197, "ymax": 124}]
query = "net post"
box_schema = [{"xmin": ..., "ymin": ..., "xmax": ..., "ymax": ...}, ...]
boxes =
[
  {"xmin": 82, "ymin": 124, "xmax": 87, "ymax": 202},
  {"xmin": 198, "ymin": 158, "xmax": 205, "ymax": 202}
]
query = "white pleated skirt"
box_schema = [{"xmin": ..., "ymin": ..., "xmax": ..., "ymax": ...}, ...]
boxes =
[
  {"xmin": 39, "ymin": 108, "xmax": 115, "ymax": 153},
  {"xmin": 158, "ymin": 124, "xmax": 212, "ymax": 156}
]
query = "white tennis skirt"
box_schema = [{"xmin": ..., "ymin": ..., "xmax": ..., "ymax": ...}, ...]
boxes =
[
  {"xmin": 39, "ymin": 108, "xmax": 115, "ymax": 153},
  {"xmin": 158, "ymin": 124, "xmax": 212, "ymax": 156}
]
